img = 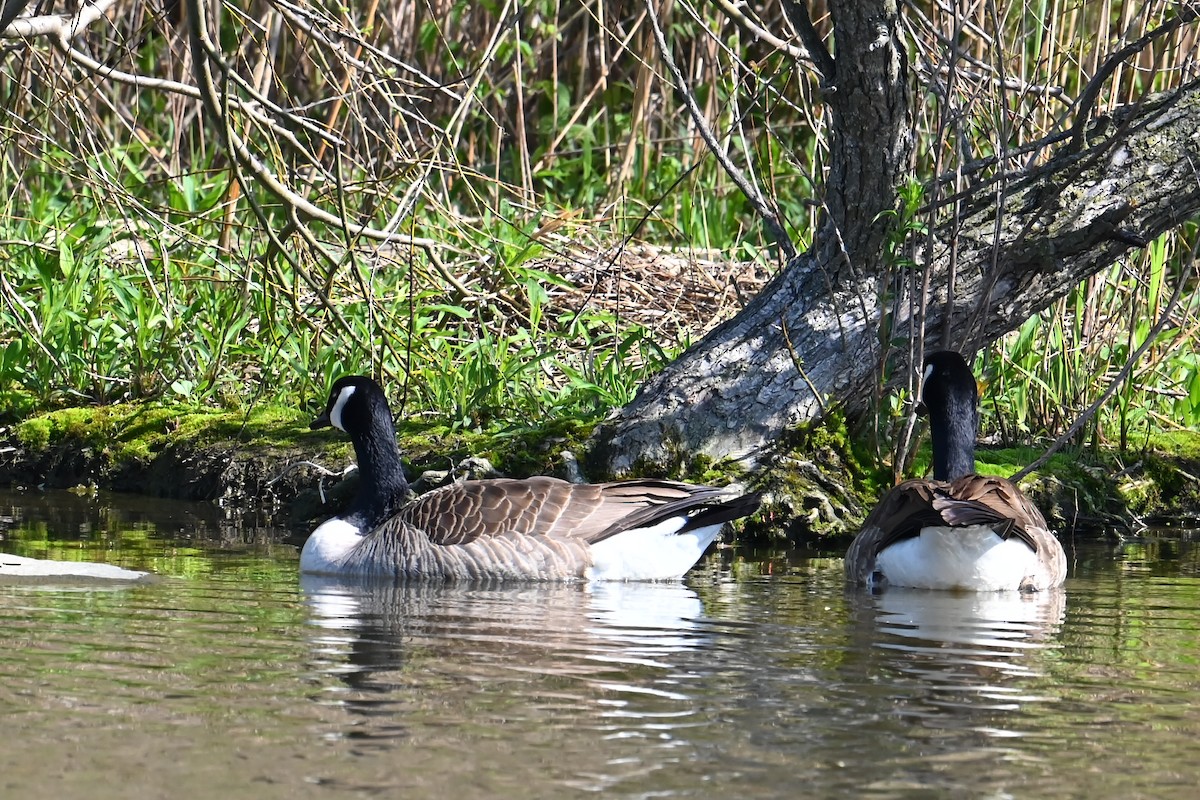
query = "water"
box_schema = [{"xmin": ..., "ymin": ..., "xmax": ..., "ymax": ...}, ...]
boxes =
[{"xmin": 2, "ymin": 490, "xmax": 1199, "ymax": 799}]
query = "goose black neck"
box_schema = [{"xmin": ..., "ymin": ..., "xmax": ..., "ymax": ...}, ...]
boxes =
[
  {"xmin": 928, "ymin": 386, "xmax": 978, "ymax": 481},
  {"xmin": 347, "ymin": 403, "xmax": 410, "ymax": 518}
]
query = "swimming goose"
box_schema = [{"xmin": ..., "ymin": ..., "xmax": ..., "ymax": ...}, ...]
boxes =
[
  {"xmin": 845, "ymin": 351, "xmax": 1067, "ymax": 592},
  {"xmin": 301, "ymin": 375, "xmax": 761, "ymax": 581}
]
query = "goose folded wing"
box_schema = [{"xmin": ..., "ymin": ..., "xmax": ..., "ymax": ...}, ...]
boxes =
[
  {"xmin": 588, "ymin": 480, "xmax": 759, "ymax": 544},
  {"xmin": 930, "ymin": 475, "xmax": 1048, "ymax": 552},
  {"xmin": 861, "ymin": 481, "xmax": 956, "ymax": 554},
  {"xmin": 399, "ymin": 477, "xmax": 730, "ymax": 547}
]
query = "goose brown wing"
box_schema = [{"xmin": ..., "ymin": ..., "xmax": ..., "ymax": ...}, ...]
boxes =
[
  {"xmin": 399, "ymin": 477, "xmax": 595, "ymax": 546},
  {"xmin": 399, "ymin": 477, "xmax": 738, "ymax": 547},
  {"xmin": 846, "ymin": 475, "xmax": 1053, "ymax": 585},
  {"xmin": 855, "ymin": 480, "xmax": 948, "ymax": 555},
  {"xmin": 933, "ymin": 475, "xmax": 1049, "ymax": 552},
  {"xmin": 588, "ymin": 480, "xmax": 758, "ymax": 543},
  {"xmin": 845, "ymin": 480, "xmax": 944, "ymax": 583}
]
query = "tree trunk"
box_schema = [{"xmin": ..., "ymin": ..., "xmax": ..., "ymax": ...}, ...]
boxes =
[{"xmin": 587, "ymin": 2, "xmax": 1200, "ymax": 478}]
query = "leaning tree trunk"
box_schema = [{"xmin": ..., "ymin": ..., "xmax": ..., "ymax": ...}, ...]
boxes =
[{"xmin": 588, "ymin": 2, "xmax": 1200, "ymax": 478}]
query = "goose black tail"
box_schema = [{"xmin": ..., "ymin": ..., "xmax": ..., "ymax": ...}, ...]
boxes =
[{"xmin": 679, "ymin": 492, "xmax": 763, "ymax": 533}]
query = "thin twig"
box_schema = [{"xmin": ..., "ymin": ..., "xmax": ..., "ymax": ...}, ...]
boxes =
[
  {"xmin": 5, "ymin": 0, "xmax": 340, "ymax": 155},
  {"xmin": 779, "ymin": 0, "xmax": 834, "ymax": 83},
  {"xmin": 185, "ymin": 0, "xmax": 452, "ymax": 250},
  {"xmin": 781, "ymin": 316, "xmax": 827, "ymax": 417},
  {"xmin": 712, "ymin": 0, "xmax": 810, "ymax": 63}
]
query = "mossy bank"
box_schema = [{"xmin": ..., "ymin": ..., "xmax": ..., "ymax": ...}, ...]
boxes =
[
  {"xmin": 2, "ymin": 404, "xmax": 1198, "ymax": 540},
  {"xmin": 0, "ymin": 404, "xmax": 596, "ymax": 528}
]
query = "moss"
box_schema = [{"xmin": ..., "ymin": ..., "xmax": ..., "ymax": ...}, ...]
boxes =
[
  {"xmin": 15, "ymin": 417, "xmax": 51, "ymax": 450},
  {"xmin": 473, "ymin": 418, "xmax": 598, "ymax": 478},
  {"xmin": 298, "ymin": 414, "xmax": 605, "ymax": 486},
  {"xmin": 974, "ymin": 446, "xmax": 1126, "ymax": 530},
  {"xmin": 1147, "ymin": 431, "xmax": 1200, "ymax": 460},
  {"xmin": 14, "ymin": 403, "xmax": 311, "ymax": 466},
  {"xmin": 16, "ymin": 407, "xmax": 113, "ymax": 453},
  {"xmin": 976, "ymin": 433, "xmax": 1200, "ymax": 524},
  {"xmin": 687, "ymin": 454, "xmax": 751, "ymax": 487},
  {"xmin": 746, "ymin": 411, "xmax": 886, "ymax": 544},
  {"xmin": 4, "ymin": 401, "xmax": 315, "ymax": 504},
  {"xmin": 623, "ymin": 450, "xmax": 747, "ymax": 486},
  {"xmin": 1118, "ymin": 432, "xmax": 1200, "ymax": 520},
  {"xmin": 385, "ymin": 417, "xmax": 598, "ymax": 480},
  {"xmin": 7, "ymin": 400, "xmax": 1200, "ymax": 534}
]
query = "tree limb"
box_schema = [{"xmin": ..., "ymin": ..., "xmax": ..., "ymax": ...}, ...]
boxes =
[
  {"xmin": 712, "ymin": 0, "xmax": 810, "ymax": 64},
  {"xmin": 588, "ymin": 79, "xmax": 1200, "ymax": 477},
  {"xmin": 1, "ymin": 0, "xmax": 116, "ymax": 40},
  {"xmin": 779, "ymin": 0, "xmax": 835, "ymax": 83}
]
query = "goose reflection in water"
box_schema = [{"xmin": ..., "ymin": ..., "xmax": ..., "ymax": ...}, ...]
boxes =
[
  {"xmin": 849, "ymin": 587, "xmax": 1067, "ymax": 722},
  {"xmin": 297, "ymin": 577, "xmax": 718, "ymax": 792},
  {"xmin": 299, "ymin": 575, "xmax": 709, "ymax": 697}
]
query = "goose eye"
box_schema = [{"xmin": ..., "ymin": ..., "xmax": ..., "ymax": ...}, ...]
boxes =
[{"xmin": 329, "ymin": 385, "xmax": 357, "ymax": 432}]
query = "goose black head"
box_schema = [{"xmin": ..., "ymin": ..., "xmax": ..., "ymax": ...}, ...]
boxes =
[
  {"xmin": 312, "ymin": 375, "xmax": 408, "ymax": 512},
  {"xmin": 311, "ymin": 375, "xmax": 395, "ymax": 437}
]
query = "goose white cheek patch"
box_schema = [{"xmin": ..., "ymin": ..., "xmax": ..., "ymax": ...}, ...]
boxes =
[
  {"xmin": 329, "ymin": 385, "xmax": 357, "ymax": 431},
  {"xmin": 916, "ymin": 362, "xmax": 935, "ymax": 406}
]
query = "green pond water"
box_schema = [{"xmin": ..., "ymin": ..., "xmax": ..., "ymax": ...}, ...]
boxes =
[{"xmin": 1, "ymin": 489, "xmax": 1198, "ymax": 799}]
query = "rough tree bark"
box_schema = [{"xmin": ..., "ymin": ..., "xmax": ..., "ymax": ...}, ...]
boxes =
[{"xmin": 587, "ymin": 2, "xmax": 1200, "ymax": 478}]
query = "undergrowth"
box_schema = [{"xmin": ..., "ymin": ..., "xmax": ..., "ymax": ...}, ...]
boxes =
[{"xmin": 0, "ymin": 0, "xmax": 1197, "ymax": 462}]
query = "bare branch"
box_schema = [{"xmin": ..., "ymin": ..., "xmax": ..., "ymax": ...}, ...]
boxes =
[
  {"xmin": 711, "ymin": 0, "xmax": 810, "ymax": 63},
  {"xmin": 1068, "ymin": 6, "xmax": 1200, "ymax": 152},
  {"xmin": 779, "ymin": 0, "xmax": 835, "ymax": 83},
  {"xmin": 2, "ymin": 0, "xmax": 348, "ymax": 164},
  {"xmin": 184, "ymin": 0, "xmax": 450, "ymax": 250},
  {"xmin": 1, "ymin": 0, "xmax": 117, "ymax": 40}
]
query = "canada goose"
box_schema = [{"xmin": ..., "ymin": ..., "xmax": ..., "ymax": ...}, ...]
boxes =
[
  {"xmin": 845, "ymin": 351, "xmax": 1067, "ymax": 592},
  {"xmin": 301, "ymin": 375, "xmax": 761, "ymax": 581}
]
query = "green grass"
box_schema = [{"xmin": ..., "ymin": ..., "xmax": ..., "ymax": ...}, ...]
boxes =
[{"xmin": 978, "ymin": 229, "xmax": 1200, "ymax": 451}]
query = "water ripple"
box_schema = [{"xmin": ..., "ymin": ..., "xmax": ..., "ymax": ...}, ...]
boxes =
[{"xmin": 3, "ymin": 492, "xmax": 1200, "ymax": 799}]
